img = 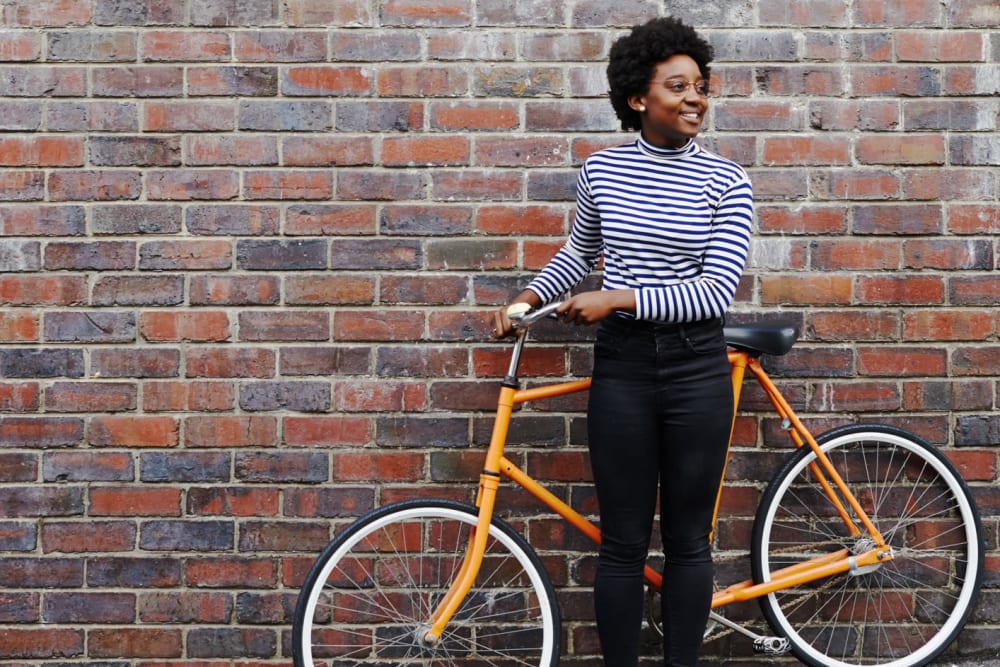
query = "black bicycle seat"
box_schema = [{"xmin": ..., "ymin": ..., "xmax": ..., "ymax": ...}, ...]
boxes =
[{"xmin": 724, "ymin": 321, "xmax": 800, "ymax": 357}]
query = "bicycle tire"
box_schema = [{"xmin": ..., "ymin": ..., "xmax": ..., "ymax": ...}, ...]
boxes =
[
  {"xmin": 292, "ymin": 498, "xmax": 561, "ymax": 667},
  {"xmin": 750, "ymin": 424, "xmax": 983, "ymax": 667}
]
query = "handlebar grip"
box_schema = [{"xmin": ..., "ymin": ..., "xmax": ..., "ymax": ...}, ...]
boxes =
[{"xmin": 510, "ymin": 301, "xmax": 562, "ymax": 328}]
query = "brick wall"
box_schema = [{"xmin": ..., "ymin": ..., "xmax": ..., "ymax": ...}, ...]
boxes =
[{"xmin": 1, "ymin": 0, "xmax": 998, "ymax": 663}]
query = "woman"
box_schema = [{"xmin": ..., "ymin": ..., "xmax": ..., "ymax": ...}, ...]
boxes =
[{"xmin": 492, "ymin": 17, "xmax": 753, "ymax": 667}]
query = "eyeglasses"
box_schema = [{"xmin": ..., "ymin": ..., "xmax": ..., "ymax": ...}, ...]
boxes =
[{"xmin": 651, "ymin": 78, "xmax": 712, "ymax": 97}]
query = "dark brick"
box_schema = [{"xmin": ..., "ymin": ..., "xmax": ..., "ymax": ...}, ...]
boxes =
[
  {"xmin": 335, "ymin": 100, "xmax": 423, "ymax": 132},
  {"xmin": 0, "ymin": 348, "xmax": 84, "ymax": 378},
  {"xmin": 0, "ymin": 591, "xmax": 39, "ymax": 622},
  {"xmin": 0, "ymin": 416, "xmax": 84, "ymax": 447},
  {"xmin": 139, "ymin": 520, "xmax": 235, "ymax": 551},
  {"xmin": 185, "ymin": 204, "xmax": 280, "ymax": 236},
  {"xmin": 279, "ymin": 346, "xmax": 370, "ymax": 376},
  {"xmin": 44, "ymin": 241, "xmax": 135, "ymax": 270},
  {"xmin": 238, "ymin": 520, "xmax": 330, "ymax": 552},
  {"xmin": 235, "ymin": 239, "xmax": 327, "ymax": 270},
  {"xmin": 234, "ymin": 451, "xmax": 329, "ymax": 483},
  {"xmin": 138, "ymin": 591, "xmax": 233, "ymax": 623},
  {"xmin": 239, "ymin": 381, "xmax": 330, "ymax": 412},
  {"xmin": 0, "ymin": 486, "xmax": 85, "ymax": 517},
  {"xmin": 238, "ymin": 100, "xmax": 331, "ymax": 131},
  {"xmin": 43, "ymin": 312, "xmax": 135, "ymax": 343},
  {"xmin": 91, "ymin": 349, "xmax": 180, "ymax": 378},
  {"xmin": 0, "ymin": 239, "xmax": 40, "ymax": 271},
  {"xmin": 329, "ymin": 238, "xmax": 422, "ymax": 270},
  {"xmin": 43, "ymin": 593, "xmax": 135, "ymax": 623},
  {"xmin": 48, "ymin": 31, "xmax": 136, "ymax": 61},
  {"xmin": 94, "ymin": 0, "xmax": 187, "ymax": 25},
  {"xmin": 0, "ymin": 521, "xmax": 36, "ymax": 551},
  {"xmin": 239, "ymin": 311, "xmax": 329, "ymax": 342},
  {"xmin": 86, "ymin": 556, "xmax": 181, "ymax": 588},
  {"xmin": 375, "ymin": 416, "xmax": 469, "ymax": 448},
  {"xmin": 0, "ymin": 557, "xmax": 83, "ymax": 588},
  {"xmin": 92, "ymin": 204, "xmax": 182, "ymax": 234},
  {"xmin": 43, "ymin": 452, "xmax": 134, "ymax": 482},
  {"xmin": 92, "ymin": 275, "xmax": 184, "ymax": 306},
  {"xmin": 140, "ymin": 451, "xmax": 232, "ymax": 483},
  {"xmin": 0, "ymin": 204, "xmax": 86, "ymax": 236},
  {"xmin": 235, "ymin": 591, "xmax": 292, "ymax": 624},
  {"xmin": 187, "ymin": 627, "xmax": 277, "ymax": 659},
  {"xmin": 89, "ymin": 135, "xmax": 181, "ymax": 167},
  {"xmin": 190, "ymin": 0, "xmax": 281, "ymax": 26}
]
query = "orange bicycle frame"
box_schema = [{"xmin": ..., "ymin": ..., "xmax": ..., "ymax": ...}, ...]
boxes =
[{"xmin": 423, "ymin": 336, "xmax": 892, "ymax": 642}]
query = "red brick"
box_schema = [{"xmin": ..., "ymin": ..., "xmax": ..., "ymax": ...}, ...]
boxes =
[
  {"xmin": 0, "ymin": 137, "xmax": 84, "ymax": 167},
  {"xmin": 90, "ymin": 416, "xmax": 179, "ymax": 448},
  {"xmin": 186, "ymin": 135, "xmax": 278, "ymax": 166},
  {"xmin": 377, "ymin": 66, "xmax": 468, "ymax": 97},
  {"xmin": 332, "ymin": 380, "xmax": 425, "ymax": 412},
  {"xmin": 948, "ymin": 204, "xmax": 1000, "ymax": 234},
  {"xmin": 88, "ymin": 628, "xmax": 182, "ymax": 658},
  {"xmin": 430, "ymin": 101, "xmax": 519, "ymax": 131},
  {"xmin": 763, "ymin": 136, "xmax": 849, "ymax": 166},
  {"xmin": 187, "ymin": 487, "xmax": 280, "ymax": 517},
  {"xmin": 0, "ymin": 628, "xmax": 83, "ymax": 659},
  {"xmin": 333, "ymin": 310, "xmax": 424, "ymax": 342},
  {"xmin": 331, "ymin": 451, "xmax": 425, "ymax": 482},
  {"xmin": 47, "ymin": 170, "xmax": 142, "ymax": 201},
  {"xmin": 243, "ymin": 170, "xmax": 333, "ymax": 200},
  {"xmin": 185, "ymin": 348, "xmax": 275, "ymax": 378},
  {"xmin": 856, "ymin": 275, "xmax": 945, "ymax": 305},
  {"xmin": 285, "ymin": 203, "xmax": 376, "ymax": 235},
  {"xmin": 760, "ymin": 275, "xmax": 852, "ymax": 306},
  {"xmin": 756, "ymin": 206, "xmax": 847, "ymax": 234},
  {"xmin": 284, "ymin": 66, "xmax": 372, "ymax": 95},
  {"xmin": 145, "ymin": 169, "xmax": 239, "ymax": 200},
  {"xmin": 285, "ymin": 275, "xmax": 375, "ymax": 306},
  {"xmin": 857, "ymin": 347, "xmax": 948, "ymax": 377},
  {"xmin": 0, "ymin": 382, "xmax": 39, "ymax": 411},
  {"xmin": 140, "ymin": 31, "xmax": 231, "ymax": 61},
  {"xmin": 856, "ymin": 134, "xmax": 946, "ymax": 165},
  {"xmin": 0, "ymin": 312, "xmax": 39, "ymax": 342},
  {"xmin": 90, "ymin": 487, "xmax": 182, "ymax": 516},
  {"xmin": 896, "ymin": 31, "xmax": 984, "ymax": 62},
  {"xmin": 282, "ymin": 136, "xmax": 373, "ymax": 167},
  {"xmin": 807, "ymin": 310, "xmax": 901, "ymax": 341},
  {"xmin": 382, "ymin": 136, "xmax": 470, "ymax": 167},
  {"xmin": 184, "ymin": 416, "xmax": 278, "ymax": 447},
  {"xmin": 284, "ymin": 416, "xmax": 371, "ymax": 447},
  {"xmin": 142, "ymin": 381, "xmax": 236, "ymax": 412},
  {"xmin": 140, "ymin": 312, "xmax": 231, "ymax": 344},
  {"xmin": 903, "ymin": 310, "xmax": 995, "ymax": 341},
  {"xmin": 42, "ymin": 521, "xmax": 137, "ymax": 553},
  {"xmin": 6, "ymin": 0, "xmax": 91, "ymax": 27}
]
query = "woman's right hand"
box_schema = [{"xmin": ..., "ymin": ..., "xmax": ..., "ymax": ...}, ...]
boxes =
[{"xmin": 492, "ymin": 291, "xmax": 541, "ymax": 339}]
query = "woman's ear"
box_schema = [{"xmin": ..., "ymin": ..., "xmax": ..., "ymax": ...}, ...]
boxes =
[{"xmin": 628, "ymin": 94, "xmax": 646, "ymax": 113}]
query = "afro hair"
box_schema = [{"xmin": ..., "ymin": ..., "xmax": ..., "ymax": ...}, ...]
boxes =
[{"xmin": 607, "ymin": 17, "xmax": 714, "ymax": 132}]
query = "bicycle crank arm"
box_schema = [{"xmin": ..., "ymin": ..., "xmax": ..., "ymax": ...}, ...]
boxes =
[{"xmin": 707, "ymin": 611, "xmax": 791, "ymax": 655}]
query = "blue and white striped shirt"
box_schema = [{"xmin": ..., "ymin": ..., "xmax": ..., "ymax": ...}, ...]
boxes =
[{"xmin": 527, "ymin": 134, "xmax": 753, "ymax": 323}]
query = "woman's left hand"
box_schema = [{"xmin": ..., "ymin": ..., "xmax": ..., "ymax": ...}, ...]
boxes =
[{"xmin": 556, "ymin": 290, "xmax": 636, "ymax": 325}]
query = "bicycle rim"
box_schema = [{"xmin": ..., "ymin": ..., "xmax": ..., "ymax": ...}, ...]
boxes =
[
  {"xmin": 293, "ymin": 499, "xmax": 560, "ymax": 667},
  {"xmin": 752, "ymin": 425, "xmax": 983, "ymax": 667}
]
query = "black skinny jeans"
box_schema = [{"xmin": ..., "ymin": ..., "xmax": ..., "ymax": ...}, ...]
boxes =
[{"xmin": 587, "ymin": 315, "xmax": 733, "ymax": 667}]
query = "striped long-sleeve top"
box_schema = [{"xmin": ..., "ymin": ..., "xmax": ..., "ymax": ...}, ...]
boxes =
[{"xmin": 526, "ymin": 134, "xmax": 753, "ymax": 323}]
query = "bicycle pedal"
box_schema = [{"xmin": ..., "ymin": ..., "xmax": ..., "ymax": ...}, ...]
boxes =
[{"xmin": 753, "ymin": 636, "xmax": 791, "ymax": 655}]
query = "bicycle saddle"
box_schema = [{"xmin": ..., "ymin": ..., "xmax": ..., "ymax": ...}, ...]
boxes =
[{"xmin": 724, "ymin": 321, "xmax": 799, "ymax": 356}]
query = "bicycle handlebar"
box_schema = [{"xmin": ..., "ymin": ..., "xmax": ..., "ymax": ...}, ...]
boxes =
[{"xmin": 508, "ymin": 301, "xmax": 562, "ymax": 329}]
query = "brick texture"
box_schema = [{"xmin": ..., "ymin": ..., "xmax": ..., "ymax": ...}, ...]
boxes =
[{"xmin": 1, "ymin": 1, "xmax": 999, "ymax": 664}]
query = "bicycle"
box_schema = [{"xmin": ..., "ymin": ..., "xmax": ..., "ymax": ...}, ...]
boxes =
[{"xmin": 292, "ymin": 301, "xmax": 983, "ymax": 667}]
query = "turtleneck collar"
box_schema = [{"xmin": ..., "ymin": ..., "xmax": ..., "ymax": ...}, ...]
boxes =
[{"xmin": 636, "ymin": 133, "xmax": 699, "ymax": 161}]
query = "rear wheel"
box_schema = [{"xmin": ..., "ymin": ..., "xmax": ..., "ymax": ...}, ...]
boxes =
[
  {"xmin": 751, "ymin": 424, "xmax": 983, "ymax": 666},
  {"xmin": 293, "ymin": 498, "xmax": 560, "ymax": 667}
]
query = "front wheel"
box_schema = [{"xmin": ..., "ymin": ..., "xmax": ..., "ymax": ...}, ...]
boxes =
[
  {"xmin": 751, "ymin": 424, "xmax": 983, "ymax": 667},
  {"xmin": 292, "ymin": 498, "xmax": 560, "ymax": 667}
]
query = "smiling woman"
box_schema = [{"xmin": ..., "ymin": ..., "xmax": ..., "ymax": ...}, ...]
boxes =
[{"xmin": 492, "ymin": 16, "xmax": 753, "ymax": 667}]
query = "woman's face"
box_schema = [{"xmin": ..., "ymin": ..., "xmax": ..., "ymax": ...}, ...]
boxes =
[{"xmin": 629, "ymin": 54, "xmax": 709, "ymax": 148}]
